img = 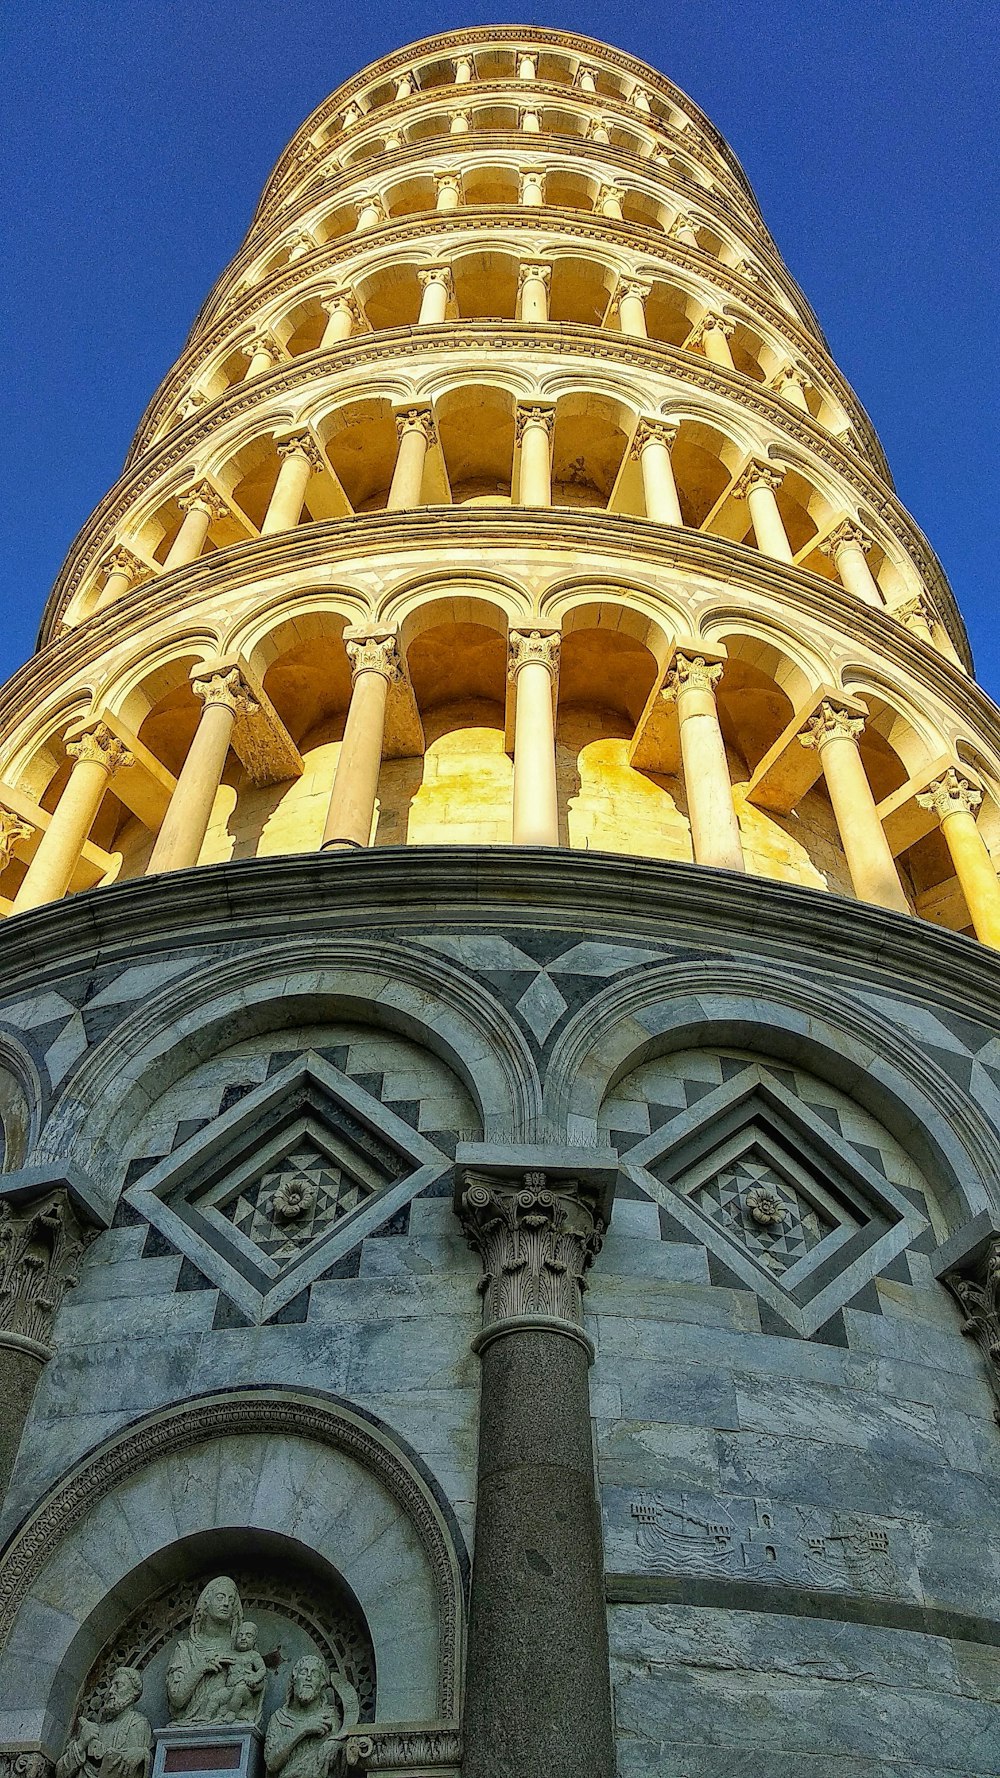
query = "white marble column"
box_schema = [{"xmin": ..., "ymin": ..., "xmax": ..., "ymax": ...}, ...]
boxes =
[
  {"xmin": 147, "ymin": 667, "xmax": 257, "ymax": 874},
  {"xmin": 616, "ymin": 278, "xmax": 650, "ymax": 338},
  {"xmin": 632, "ymin": 420, "xmax": 682, "ymax": 524},
  {"xmin": 664, "ymin": 653, "xmax": 744, "ymax": 872},
  {"xmin": 356, "ymin": 194, "xmax": 386, "ymax": 230},
  {"xmin": 733, "ymin": 460, "xmax": 793, "ymax": 563},
  {"xmin": 772, "ymin": 363, "xmax": 811, "ymax": 411},
  {"xmin": 96, "ymin": 547, "xmax": 145, "ymax": 610},
  {"xmin": 519, "ymin": 169, "xmax": 546, "ymax": 207},
  {"xmin": 243, "ymin": 333, "xmax": 279, "ymax": 379},
  {"xmin": 320, "ymin": 291, "xmax": 359, "ymax": 346},
  {"xmin": 387, "ymin": 407, "xmax": 436, "ymax": 509},
  {"xmin": 916, "ymin": 770, "xmax": 1000, "ymax": 948},
  {"xmin": 322, "ymin": 633, "xmax": 403, "ymax": 849},
  {"xmin": 12, "ymin": 724, "xmax": 133, "ymax": 913},
  {"xmin": 164, "ymin": 483, "xmax": 227, "ymax": 571},
  {"xmin": 434, "ymin": 171, "xmax": 462, "ymax": 211},
  {"xmin": 261, "ymin": 433, "xmax": 324, "ymax": 535},
  {"xmin": 515, "ymin": 404, "xmax": 555, "ymax": 506},
  {"xmin": 822, "ymin": 521, "xmax": 883, "ymax": 608},
  {"xmin": 417, "ymin": 265, "xmax": 454, "ymax": 324},
  {"xmin": 800, "ymin": 701, "xmax": 909, "ymax": 912},
  {"xmin": 508, "ymin": 629, "xmax": 560, "ymax": 846},
  {"xmin": 691, "ymin": 312, "xmax": 736, "ymax": 369},
  {"xmin": 517, "ymin": 261, "xmax": 551, "ymax": 323}
]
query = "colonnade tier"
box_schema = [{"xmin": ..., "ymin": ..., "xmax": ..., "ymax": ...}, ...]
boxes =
[
  {"xmin": 130, "ymin": 224, "xmax": 883, "ymax": 475},
  {"xmin": 44, "ymin": 346, "xmax": 963, "ymax": 659},
  {"xmin": 188, "ymin": 134, "xmax": 822, "ymax": 358}
]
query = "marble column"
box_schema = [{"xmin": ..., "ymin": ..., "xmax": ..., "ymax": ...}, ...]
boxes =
[
  {"xmin": 894, "ymin": 595, "xmax": 937, "ymax": 645},
  {"xmin": 519, "ymin": 170, "xmax": 546, "ymax": 207},
  {"xmin": 243, "ymin": 333, "xmax": 278, "ymax": 379},
  {"xmin": 515, "ymin": 403, "xmax": 555, "ymax": 507},
  {"xmin": 517, "ymin": 260, "xmax": 551, "ymax": 323},
  {"xmin": 164, "ymin": 483, "xmax": 227, "ymax": 572},
  {"xmin": 917, "ymin": 769, "xmax": 1000, "ymax": 948},
  {"xmin": 387, "ymin": 407, "xmax": 436, "ymax": 510},
  {"xmin": 632, "ymin": 84, "xmax": 653, "ymax": 114},
  {"xmin": 508, "ymin": 628, "xmax": 560, "ymax": 846},
  {"xmin": 395, "ymin": 71, "xmax": 416, "ymax": 100},
  {"xmin": 616, "ymin": 278, "xmax": 650, "ymax": 338},
  {"xmin": 520, "ymin": 107, "xmax": 541, "ymax": 134},
  {"xmin": 669, "ymin": 213, "xmax": 700, "ymax": 248},
  {"xmin": 822, "ymin": 520, "xmax": 883, "ymax": 608},
  {"xmin": 0, "ymin": 1181, "xmax": 97, "ymax": 1497},
  {"xmin": 451, "ymin": 110, "xmax": 471, "ymax": 134},
  {"xmin": 692, "ymin": 312, "xmax": 736, "ymax": 369},
  {"xmin": 434, "ymin": 172, "xmax": 462, "ymax": 211},
  {"xmin": 12, "ymin": 723, "xmax": 132, "ymax": 913},
  {"xmin": 588, "ymin": 118, "xmax": 611, "ymax": 145},
  {"xmin": 664, "ymin": 652, "xmax": 745, "ymax": 872},
  {"xmin": 417, "ymin": 265, "xmax": 453, "ymax": 325},
  {"xmin": 261, "ymin": 433, "xmax": 324, "ymax": 535},
  {"xmin": 800, "ymin": 700, "xmax": 909, "ymax": 912},
  {"xmin": 773, "ymin": 363, "xmax": 811, "ymax": 411},
  {"xmin": 576, "ymin": 65, "xmax": 598, "ymax": 93},
  {"xmin": 356, "ymin": 194, "xmax": 386, "ymax": 230},
  {"xmin": 320, "ymin": 291, "xmax": 359, "ymax": 345},
  {"xmin": 518, "ymin": 52, "xmax": 538, "ymax": 79},
  {"xmin": 96, "ymin": 546, "xmax": 145, "ymax": 610},
  {"xmin": 321, "ymin": 633, "xmax": 402, "ymax": 850},
  {"xmin": 597, "ymin": 183, "xmax": 623, "ymax": 220},
  {"xmin": 453, "ymin": 54, "xmax": 474, "ymax": 82},
  {"xmin": 632, "ymin": 419, "xmax": 682, "ymax": 523},
  {"xmin": 458, "ymin": 1167, "xmax": 615, "ymax": 1778},
  {"xmin": 146, "ymin": 667, "xmax": 257, "ymax": 875},
  {"xmin": 733, "ymin": 459, "xmax": 793, "ymax": 563}
]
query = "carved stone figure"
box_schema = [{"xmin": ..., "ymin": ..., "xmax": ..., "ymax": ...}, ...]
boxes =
[
  {"xmin": 218, "ymin": 1620, "xmax": 267, "ymax": 1726},
  {"xmin": 56, "ymin": 1668, "xmax": 151, "ymax": 1778},
  {"xmin": 264, "ymin": 1656, "xmax": 358, "ymax": 1778},
  {"xmin": 165, "ymin": 1576, "xmax": 245, "ymax": 1725}
]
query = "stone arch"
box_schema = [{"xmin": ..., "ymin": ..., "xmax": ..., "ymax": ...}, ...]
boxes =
[
  {"xmin": 0, "ymin": 1033, "xmax": 43, "ymax": 1170},
  {"xmin": 544, "ymin": 959, "xmax": 1000, "ymax": 1228},
  {"xmin": 0, "ymin": 1387, "xmax": 468, "ymax": 1749},
  {"xmin": 34, "ymin": 940, "xmax": 541, "ymax": 1181}
]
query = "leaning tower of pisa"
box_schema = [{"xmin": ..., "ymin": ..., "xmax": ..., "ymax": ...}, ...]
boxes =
[{"xmin": 1, "ymin": 27, "xmax": 999, "ymax": 1778}]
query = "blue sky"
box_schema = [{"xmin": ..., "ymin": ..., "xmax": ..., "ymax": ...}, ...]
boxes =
[{"xmin": 2, "ymin": 1, "xmax": 997, "ymax": 689}]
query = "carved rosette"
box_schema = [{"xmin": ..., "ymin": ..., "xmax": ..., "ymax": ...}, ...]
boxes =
[
  {"xmin": 345, "ymin": 633, "xmax": 404, "ymax": 685},
  {"xmin": 506, "ymin": 629, "xmax": 560, "ymax": 683},
  {"xmin": 0, "ymin": 1188, "xmax": 94, "ymax": 1353},
  {"xmin": 944, "ymin": 1239, "xmax": 1000, "ymax": 1423},
  {"xmin": 459, "ymin": 1171, "xmax": 605, "ymax": 1330}
]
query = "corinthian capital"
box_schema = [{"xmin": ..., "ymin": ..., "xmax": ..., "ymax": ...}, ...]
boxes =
[
  {"xmin": 178, "ymin": 481, "xmax": 229, "ymax": 520},
  {"xmin": 417, "ymin": 264, "xmax": 455, "ymax": 294},
  {"xmin": 394, "ymin": 405, "xmax": 437, "ymax": 445},
  {"xmin": 631, "ymin": 417, "xmax": 678, "ymax": 457},
  {"xmin": 345, "ymin": 632, "xmax": 403, "ymax": 684},
  {"xmin": 65, "ymin": 724, "xmax": 134, "ymax": 776},
  {"xmin": 514, "ymin": 402, "xmax": 555, "ymax": 446},
  {"xmin": 459, "ymin": 1171, "xmax": 606, "ymax": 1330},
  {"xmin": 518, "ymin": 169, "xmax": 546, "ymax": 201},
  {"xmin": 0, "ymin": 1188, "xmax": 95, "ymax": 1352},
  {"xmin": 0, "ymin": 811, "xmax": 33, "ymax": 869},
  {"xmin": 689, "ymin": 311, "xmax": 735, "ymax": 348},
  {"xmin": 733, "ymin": 458, "xmax": 784, "ymax": 501},
  {"xmin": 517, "ymin": 259, "xmax": 552, "ymax": 291},
  {"xmin": 799, "ymin": 699, "xmax": 865, "ymax": 751},
  {"xmin": 191, "ymin": 665, "xmax": 259, "ymax": 717},
  {"xmin": 916, "ymin": 768, "xmax": 983, "ymax": 821},
  {"xmin": 276, "ymin": 430, "xmax": 325, "ymax": 471},
  {"xmin": 507, "ymin": 627, "xmax": 560, "ymax": 681},
  {"xmin": 822, "ymin": 519, "xmax": 871, "ymax": 560},
  {"xmin": 944, "ymin": 1238, "xmax": 1000, "ymax": 1422},
  {"xmin": 663, "ymin": 652, "xmax": 723, "ymax": 699},
  {"xmin": 101, "ymin": 546, "xmax": 145, "ymax": 587}
]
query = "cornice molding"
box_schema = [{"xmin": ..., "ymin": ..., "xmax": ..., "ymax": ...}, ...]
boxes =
[
  {"xmin": 0, "ymin": 848, "xmax": 998, "ymax": 1030},
  {"xmin": 13, "ymin": 513, "xmax": 987, "ymax": 756},
  {"xmin": 43, "ymin": 324, "xmax": 954, "ymax": 653}
]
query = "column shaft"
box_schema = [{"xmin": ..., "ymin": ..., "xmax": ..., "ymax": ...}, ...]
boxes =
[
  {"xmin": 436, "ymin": 178, "xmax": 460, "ymax": 211},
  {"xmin": 518, "ymin": 266, "xmax": 550, "ymax": 323},
  {"xmin": 12, "ymin": 730, "xmax": 130, "ymax": 913},
  {"xmin": 510, "ymin": 635, "xmax": 559, "ymax": 846},
  {"xmin": 164, "ymin": 501, "xmax": 213, "ymax": 571},
  {"xmin": 516, "ymin": 410, "xmax": 553, "ymax": 506},
  {"xmin": 942, "ymin": 810, "xmax": 1000, "ymax": 947},
  {"xmin": 387, "ymin": 414, "xmax": 433, "ymax": 510},
  {"xmin": 825, "ymin": 526, "xmax": 883, "ymax": 608},
  {"xmin": 805, "ymin": 710, "xmax": 908, "ymax": 913},
  {"xmin": 146, "ymin": 689, "xmax": 241, "ymax": 875},
  {"xmin": 261, "ymin": 445, "xmax": 316, "ymax": 535},
  {"xmin": 417, "ymin": 274, "xmax": 451, "ymax": 324},
  {"xmin": 321, "ymin": 661, "xmax": 393, "ymax": 849},
  {"xmin": 637, "ymin": 432, "xmax": 682, "ymax": 524},
  {"xmin": 702, "ymin": 324, "xmax": 735, "ymax": 369},
  {"xmin": 320, "ymin": 298, "xmax": 355, "ymax": 345},
  {"xmin": 669, "ymin": 660, "xmax": 744, "ymax": 872},
  {"xmin": 617, "ymin": 288, "xmax": 648, "ymax": 337}
]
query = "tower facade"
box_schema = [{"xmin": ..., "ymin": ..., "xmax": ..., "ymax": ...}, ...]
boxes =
[{"xmin": 1, "ymin": 27, "xmax": 999, "ymax": 1778}]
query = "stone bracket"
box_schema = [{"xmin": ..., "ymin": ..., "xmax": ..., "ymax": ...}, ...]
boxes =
[
  {"xmin": 627, "ymin": 641, "xmax": 727, "ymax": 775},
  {"xmin": 0, "ymin": 1163, "xmax": 114, "ymax": 1231},
  {"xmin": 876, "ymin": 755, "xmax": 980, "ymax": 857},
  {"xmin": 196, "ymin": 656, "xmax": 303, "ymax": 786},
  {"xmin": 745, "ymin": 685, "xmax": 868, "ymax": 815},
  {"xmin": 0, "ymin": 783, "xmax": 117, "ymax": 890}
]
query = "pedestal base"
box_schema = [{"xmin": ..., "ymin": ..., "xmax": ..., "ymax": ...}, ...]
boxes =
[{"xmin": 152, "ymin": 1724, "xmax": 262, "ymax": 1778}]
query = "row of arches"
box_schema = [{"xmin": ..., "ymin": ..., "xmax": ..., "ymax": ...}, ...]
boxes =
[
  {"xmin": 5, "ymin": 588, "xmax": 994, "ymax": 940},
  {"xmin": 79, "ymin": 381, "xmax": 928, "ymax": 629},
  {"xmin": 170, "ymin": 249, "xmax": 848, "ymax": 444}
]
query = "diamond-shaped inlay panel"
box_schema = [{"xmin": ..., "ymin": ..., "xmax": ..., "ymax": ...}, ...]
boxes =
[
  {"xmin": 696, "ymin": 1152, "xmax": 833, "ymax": 1275},
  {"xmin": 125, "ymin": 1054, "xmax": 449, "ymax": 1321}
]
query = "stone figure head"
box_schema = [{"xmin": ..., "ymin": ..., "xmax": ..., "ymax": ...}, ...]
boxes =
[
  {"xmin": 287, "ymin": 1655, "xmax": 330, "ymax": 1708},
  {"xmin": 191, "ymin": 1577, "xmax": 243, "ymax": 1639},
  {"xmin": 233, "ymin": 1621, "xmax": 258, "ymax": 1653},
  {"xmin": 104, "ymin": 1668, "xmax": 143, "ymax": 1717}
]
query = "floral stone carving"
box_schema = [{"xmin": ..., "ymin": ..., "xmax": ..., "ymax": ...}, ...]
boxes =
[
  {"xmin": 0, "ymin": 1187, "xmax": 94, "ymax": 1351},
  {"xmin": 459, "ymin": 1170, "xmax": 606, "ymax": 1328}
]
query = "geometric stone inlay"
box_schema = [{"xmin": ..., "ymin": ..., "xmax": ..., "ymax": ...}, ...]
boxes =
[
  {"xmin": 125, "ymin": 1053, "xmax": 450, "ymax": 1322},
  {"xmin": 694, "ymin": 1150, "xmax": 834, "ymax": 1275},
  {"xmin": 624, "ymin": 1065, "xmax": 930, "ymax": 1336}
]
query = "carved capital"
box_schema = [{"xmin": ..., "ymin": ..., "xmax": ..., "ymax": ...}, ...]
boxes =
[
  {"xmin": 101, "ymin": 546, "xmax": 144, "ymax": 587},
  {"xmin": 178, "ymin": 481, "xmax": 228, "ymax": 520},
  {"xmin": 275, "ymin": 431, "xmax": 325, "ymax": 471},
  {"xmin": 383, "ymin": 129, "xmax": 404, "ymax": 150},
  {"xmin": 689, "ymin": 311, "xmax": 735, "ymax": 347},
  {"xmin": 733, "ymin": 458, "xmax": 784, "ymax": 501},
  {"xmin": 0, "ymin": 1752, "xmax": 54, "ymax": 1778},
  {"xmin": 191, "ymin": 665, "xmax": 259, "ymax": 717},
  {"xmin": 517, "ymin": 259, "xmax": 552, "ymax": 291},
  {"xmin": 519, "ymin": 107, "xmax": 542, "ymax": 131},
  {"xmin": 345, "ymin": 632, "xmax": 403, "ymax": 685},
  {"xmin": 631, "ymin": 417, "xmax": 678, "ymax": 457},
  {"xmin": 736, "ymin": 256, "xmax": 765, "ymax": 283},
  {"xmin": 0, "ymin": 812, "xmax": 32, "ymax": 869},
  {"xmin": 799, "ymin": 699, "xmax": 866, "ymax": 751},
  {"xmin": 894, "ymin": 594, "xmax": 936, "ymax": 636},
  {"xmin": 587, "ymin": 117, "xmax": 612, "ymax": 141},
  {"xmin": 507, "ymin": 627, "xmax": 560, "ymax": 681},
  {"xmin": 944, "ymin": 1238, "xmax": 1000, "ymax": 1422},
  {"xmin": 394, "ymin": 405, "xmax": 437, "ymax": 445},
  {"xmin": 459, "ymin": 1171, "xmax": 605, "ymax": 1329},
  {"xmin": 822, "ymin": 519, "xmax": 871, "ymax": 560},
  {"xmin": 916, "ymin": 767, "xmax": 983, "ymax": 822},
  {"xmin": 341, "ymin": 103, "xmax": 363, "ymax": 129},
  {"xmin": 0, "ymin": 1187, "xmax": 95, "ymax": 1352},
  {"xmin": 663, "ymin": 653, "xmax": 723, "ymax": 699},
  {"xmin": 321, "ymin": 288, "xmax": 360, "ymax": 319},
  {"xmin": 243, "ymin": 332, "xmax": 278, "ymax": 366},
  {"xmin": 433, "ymin": 171, "xmax": 462, "ymax": 198},
  {"xmin": 66, "ymin": 724, "xmax": 133, "ymax": 776},
  {"xmin": 668, "ymin": 212, "xmax": 699, "ymax": 240},
  {"xmin": 514, "ymin": 402, "xmax": 556, "ymax": 446},
  {"xmin": 287, "ymin": 231, "xmax": 316, "ymax": 260},
  {"xmin": 773, "ymin": 363, "xmax": 811, "ymax": 394},
  {"xmin": 358, "ymin": 193, "xmax": 386, "ymax": 220},
  {"xmin": 452, "ymin": 55, "xmax": 475, "ymax": 79},
  {"xmin": 617, "ymin": 277, "xmax": 652, "ymax": 305},
  {"xmin": 518, "ymin": 169, "xmax": 546, "ymax": 200},
  {"xmin": 417, "ymin": 264, "xmax": 455, "ymax": 294},
  {"xmin": 395, "ymin": 71, "xmax": 418, "ymax": 99},
  {"xmin": 176, "ymin": 390, "xmax": 207, "ymax": 419},
  {"xmin": 574, "ymin": 64, "xmax": 598, "ymax": 89}
]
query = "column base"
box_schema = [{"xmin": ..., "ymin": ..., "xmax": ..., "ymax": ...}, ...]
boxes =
[
  {"xmin": 319, "ymin": 838, "xmax": 366, "ymax": 852},
  {"xmin": 472, "ymin": 1313, "xmax": 595, "ymax": 1363}
]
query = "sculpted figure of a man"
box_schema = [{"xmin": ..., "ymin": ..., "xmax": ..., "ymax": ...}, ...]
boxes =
[
  {"xmin": 264, "ymin": 1656, "xmax": 358, "ymax": 1778},
  {"xmin": 57, "ymin": 1668, "xmax": 151, "ymax": 1778}
]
